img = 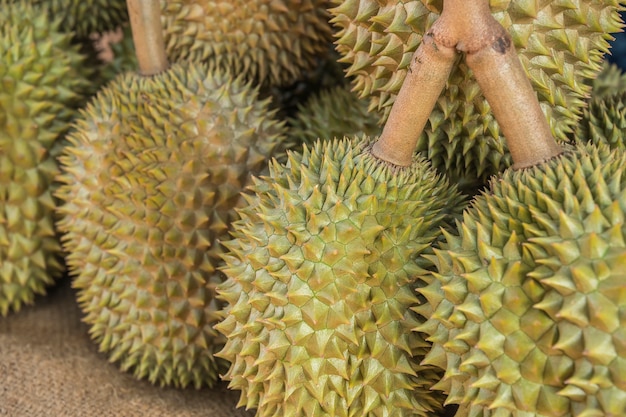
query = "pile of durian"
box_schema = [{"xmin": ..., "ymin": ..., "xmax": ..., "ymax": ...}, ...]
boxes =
[{"xmin": 1, "ymin": 0, "xmax": 626, "ymax": 416}]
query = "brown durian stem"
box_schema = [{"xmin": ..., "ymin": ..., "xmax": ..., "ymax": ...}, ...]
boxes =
[
  {"xmin": 127, "ymin": 0, "xmax": 168, "ymax": 76},
  {"xmin": 372, "ymin": 0, "xmax": 563, "ymax": 169},
  {"xmin": 371, "ymin": 22, "xmax": 457, "ymax": 167}
]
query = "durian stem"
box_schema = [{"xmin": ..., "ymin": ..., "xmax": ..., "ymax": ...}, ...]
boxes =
[
  {"xmin": 371, "ymin": 23, "xmax": 457, "ymax": 167},
  {"xmin": 461, "ymin": 2, "xmax": 563, "ymax": 169},
  {"xmin": 373, "ymin": 0, "xmax": 564, "ymax": 169},
  {"xmin": 127, "ymin": 0, "xmax": 168, "ymax": 76}
]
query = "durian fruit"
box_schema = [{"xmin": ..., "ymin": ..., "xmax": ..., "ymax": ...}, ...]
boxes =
[
  {"xmin": 56, "ymin": 62, "xmax": 286, "ymax": 388},
  {"xmin": 27, "ymin": 0, "xmax": 129, "ymax": 40},
  {"xmin": 586, "ymin": 61, "xmax": 626, "ymax": 100},
  {"xmin": 216, "ymin": 136, "xmax": 465, "ymax": 416},
  {"xmin": 286, "ymin": 84, "xmax": 383, "ymax": 149},
  {"xmin": 573, "ymin": 62, "xmax": 626, "ymax": 148},
  {"xmin": 0, "ymin": 0, "xmax": 91, "ymax": 316},
  {"xmin": 329, "ymin": 0, "xmax": 626, "ymax": 185},
  {"xmin": 55, "ymin": 0, "xmax": 287, "ymax": 387},
  {"xmin": 416, "ymin": 142, "xmax": 626, "ymax": 416},
  {"xmin": 574, "ymin": 90, "xmax": 626, "ymax": 148},
  {"xmin": 160, "ymin": 0, "xmax": 335, "ymax": 87}
]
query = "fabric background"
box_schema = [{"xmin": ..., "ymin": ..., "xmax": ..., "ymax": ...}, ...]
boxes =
[{"xmin": 0, "ymin": 277, "xmax": 254, "ymax": 417}]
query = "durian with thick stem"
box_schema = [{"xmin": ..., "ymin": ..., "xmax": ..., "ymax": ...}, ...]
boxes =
[
  {"xmin": 55, "ymin": 0, "xmax": 286, "ymax": 388},
  {"xmin": 330, "ymin": 0, "xmax": 625, "ymax": 186},
  {"xmin": 215, "ymin": 14, "xmax": 466, "ymax": 414},
  {"xmin": 415, "ymin": 2, "xmax": 626, "ymax": 416},
  {"xmin": 0, "ymin": 0, "xmax": 91, "ymax": 316}
]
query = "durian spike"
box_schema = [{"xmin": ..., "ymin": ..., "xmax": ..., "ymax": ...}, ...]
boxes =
[
  {"xmin": 372, "ymin": 0, "xmax": 564, "ymax": 169},
  {"xmin": 127, "ymin": 0, "xmax": 168, "ymax": 75}
]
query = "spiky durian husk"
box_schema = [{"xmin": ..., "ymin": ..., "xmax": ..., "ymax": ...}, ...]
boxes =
[
  {"xmin": 27, "ymin": 0, "xmax": 129, "ymax": 39},
  {"xmin": 0, "ymin": 1, "xmax": 90, "ymax": 316},
  {"xmin": 329, "ymin": 0, "xmax": 626, "ymax": 186},
  {"xmin": 160, "ymin": 0, "xmax": 335, "ymax": 88},
  {"xmin": 574, "ymin": 90, "xmax": 626, "ymax": 148},
  {"xmin": 416, "ymin": 143, "xmax": 626, "ymax": 416},
  {"xmin": 55, "ymin": 62, "xmax": 286, "ymax": 388},
  {"xmin": 216, "ymin": 136, "xmax": 465, "ymax": 416},
  {"xmin": 586, "ymin": 61, "xmax": 626, "ymax": 99},
  {"xmin": 573, "ymin": 62, "xmax": 626, "ymax": 147},
  {"xmin": 286, "ymin": 84, "xmax": 383, "ymax": 149}
]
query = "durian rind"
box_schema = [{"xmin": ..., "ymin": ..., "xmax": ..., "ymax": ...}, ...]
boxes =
[
  {"xmin": 330, "ymin": 0, "xmax": 626, "ymax": 185},
  {"xmin": 0, "ymin": 1, "xmax": 90, "ymax": 316},
  {"xmin": 216, "ymin": 136, "xmax": 465, "ymax": 416},
  {"xmin": 286, "ymin": 84, "xmax": 383, "ymax": 149},
  {"xmin": 416, "ymin": 143, "xmax": 626, "ymax": 416},
  {"xmin": 160, "ymin": 0, "xmax": 335, "ymax": 87},
  {"xmin": 29, "ymin": 0, "xmax": 129, "ymax": 39},
  {"xmin": 574, "ymin": 62, "xmax": 626, "ymax": 148},
  {"xmin": 55, "ymin": 62, "xmax": 286, "ymax": 388}
]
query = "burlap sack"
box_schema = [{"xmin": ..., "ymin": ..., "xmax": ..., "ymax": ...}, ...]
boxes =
[{"xmin": 0, "ymin": 277, "xmax": 253, "ymax": 417}]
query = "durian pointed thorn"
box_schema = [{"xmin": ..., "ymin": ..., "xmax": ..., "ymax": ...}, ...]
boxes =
[
  {"xmin": 127, "ymin": 0, "xmax": 169, "ymax": 76},
  {"xmin": 372, "ymin": 27, "xmax": 457, "ymax": 167}
]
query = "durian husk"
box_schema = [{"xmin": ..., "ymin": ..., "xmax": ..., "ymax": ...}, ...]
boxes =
[
  {"xmin": 216, "ymin": 136, "xmax": 466, "ymax": 416},
  {"xmin": 26, "ymin": 0, "xmax": 129, "ymax": 39},
  {"xmin": 416, "ymin": 143, "xmax": 626, "ymax": 416},
  {"xmin": 286, "ymin": 84, "xmax": 383, "ymax": 150},
  {"xmin": 160, "ymin": 0, "xmax": 335, "ymax": 88},
  {"xmin": 573, "ymin": 62, "xmax": 626, "ymax": 148},
  {"xmin": 329, "ymin": 0, "xmax": 625, "ymax": 187},
  {"xmin": 0, "ymin": 0, "xmax": 91, "ymax": 316},
  {"xmin": 55, "ymin": 62, "xmax": 286, "ymax": 388}
]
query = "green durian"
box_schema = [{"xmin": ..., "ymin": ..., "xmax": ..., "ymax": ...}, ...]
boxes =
[
  {"xmin": 160, "ymin": 0, "xmax": 335, "ymax": 87},
  {"xmin": 586, "ymin": 61, "xmax": 626, "ymax": 100},
  {"xmin": 416, "ymin": 142, "xmax": 626, "ymax": 416},
  {"xmin": 329, "ymin": 0, "xmax": 626, "ymax": 186},
  {"xmin": 286, "ymin": 84, "xmax": 383, "ymax": 149},
  {"xmin": 216, "ymin": 136, "xmax": 465, "ymax": 416},
  {"xmin": 573, "ymin": 62, "xmax": 626, "ymax": 148},
  {"xmin": 28, "ymin": 0, "xmax": 129, "ymax": 39},
  {"xmin": 0, "ymin": 0, "xmax": 91, "ymax": 316},
  {"xmin": 55, "ymin": 62, "xmax": 286, "ymax": 388}
]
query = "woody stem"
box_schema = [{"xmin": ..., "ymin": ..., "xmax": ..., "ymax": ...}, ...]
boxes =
[{"xmin": 127, "ymin": 0, "xmax": 169, "ymax": 76}]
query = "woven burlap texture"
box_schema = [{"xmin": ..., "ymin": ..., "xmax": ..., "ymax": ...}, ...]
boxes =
[{"xmin": 0, "ymin": 277, "xmax": 254, "ymax": 417}]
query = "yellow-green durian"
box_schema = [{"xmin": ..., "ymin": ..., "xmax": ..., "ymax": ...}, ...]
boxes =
[
  {"xmin": 286, "ymin": 84, "xmax": 383, "ymax": 149},
  {"xmin": 26, "ymin": 0, "xmax": 129, "ymax": 39},
  {"xmin": 216, "ymin": 136, "xmax": 465, "ymax": 416},
  {"xmin": 416, "ymin": 143, "xmax": 626, "ymax": 416},
  {"xmin": 160, "ymin": 0, "xmax": 335, "ymax": 87},
  {"xmin": 329, "ymin": 0, "xmax": 626, "ymax": 186},
  {"xmin": 55, "ymin": 62, "xmax": 286, "ymax": 388},
  {"xmin": 573, "ymin": 62, "xmax": 626, "ymax": 148},
  {"xmin": 0, "ymin": 0, "xmax": 91, "ymax": 316}
]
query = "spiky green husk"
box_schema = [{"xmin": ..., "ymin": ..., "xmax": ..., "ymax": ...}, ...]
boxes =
[
  {"xmin": 286, "ymin": 85, "xmax": 383, "ymax": 149},
  {"xmin": 55, "ymin": 62, "xmax": 286, "ymax": 388},
  {"xmin": 29, "ymin": 0, "xmax": 129, "ymax": 39},
  {"xmin": 573, "ymin": 62, "xmax": 626, "ymax": 148},
  {"xmin": 0, "ymin": 1, "xmax": 90, "ymax": 316},
  {"xmin": 416, "ymin": 143, "xmax": 626, "ymax": 416},
  {"xmin": 160, "ymin": 0, "xmax": 335, "ymax": 87},
  {"xmin": 574, "ymin": 90, "xmax": 626, "ymax": 148},
  {"xmin": 330, "ymin": 0, "xmax": 625, "ymax": 186},
  {"xmin": 586, "ymin": 61, "xmax": 626, "ymax": 99},
  {"xmin": 216, "ymin": 136, "xmax": 465, "ymax": 416}
]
